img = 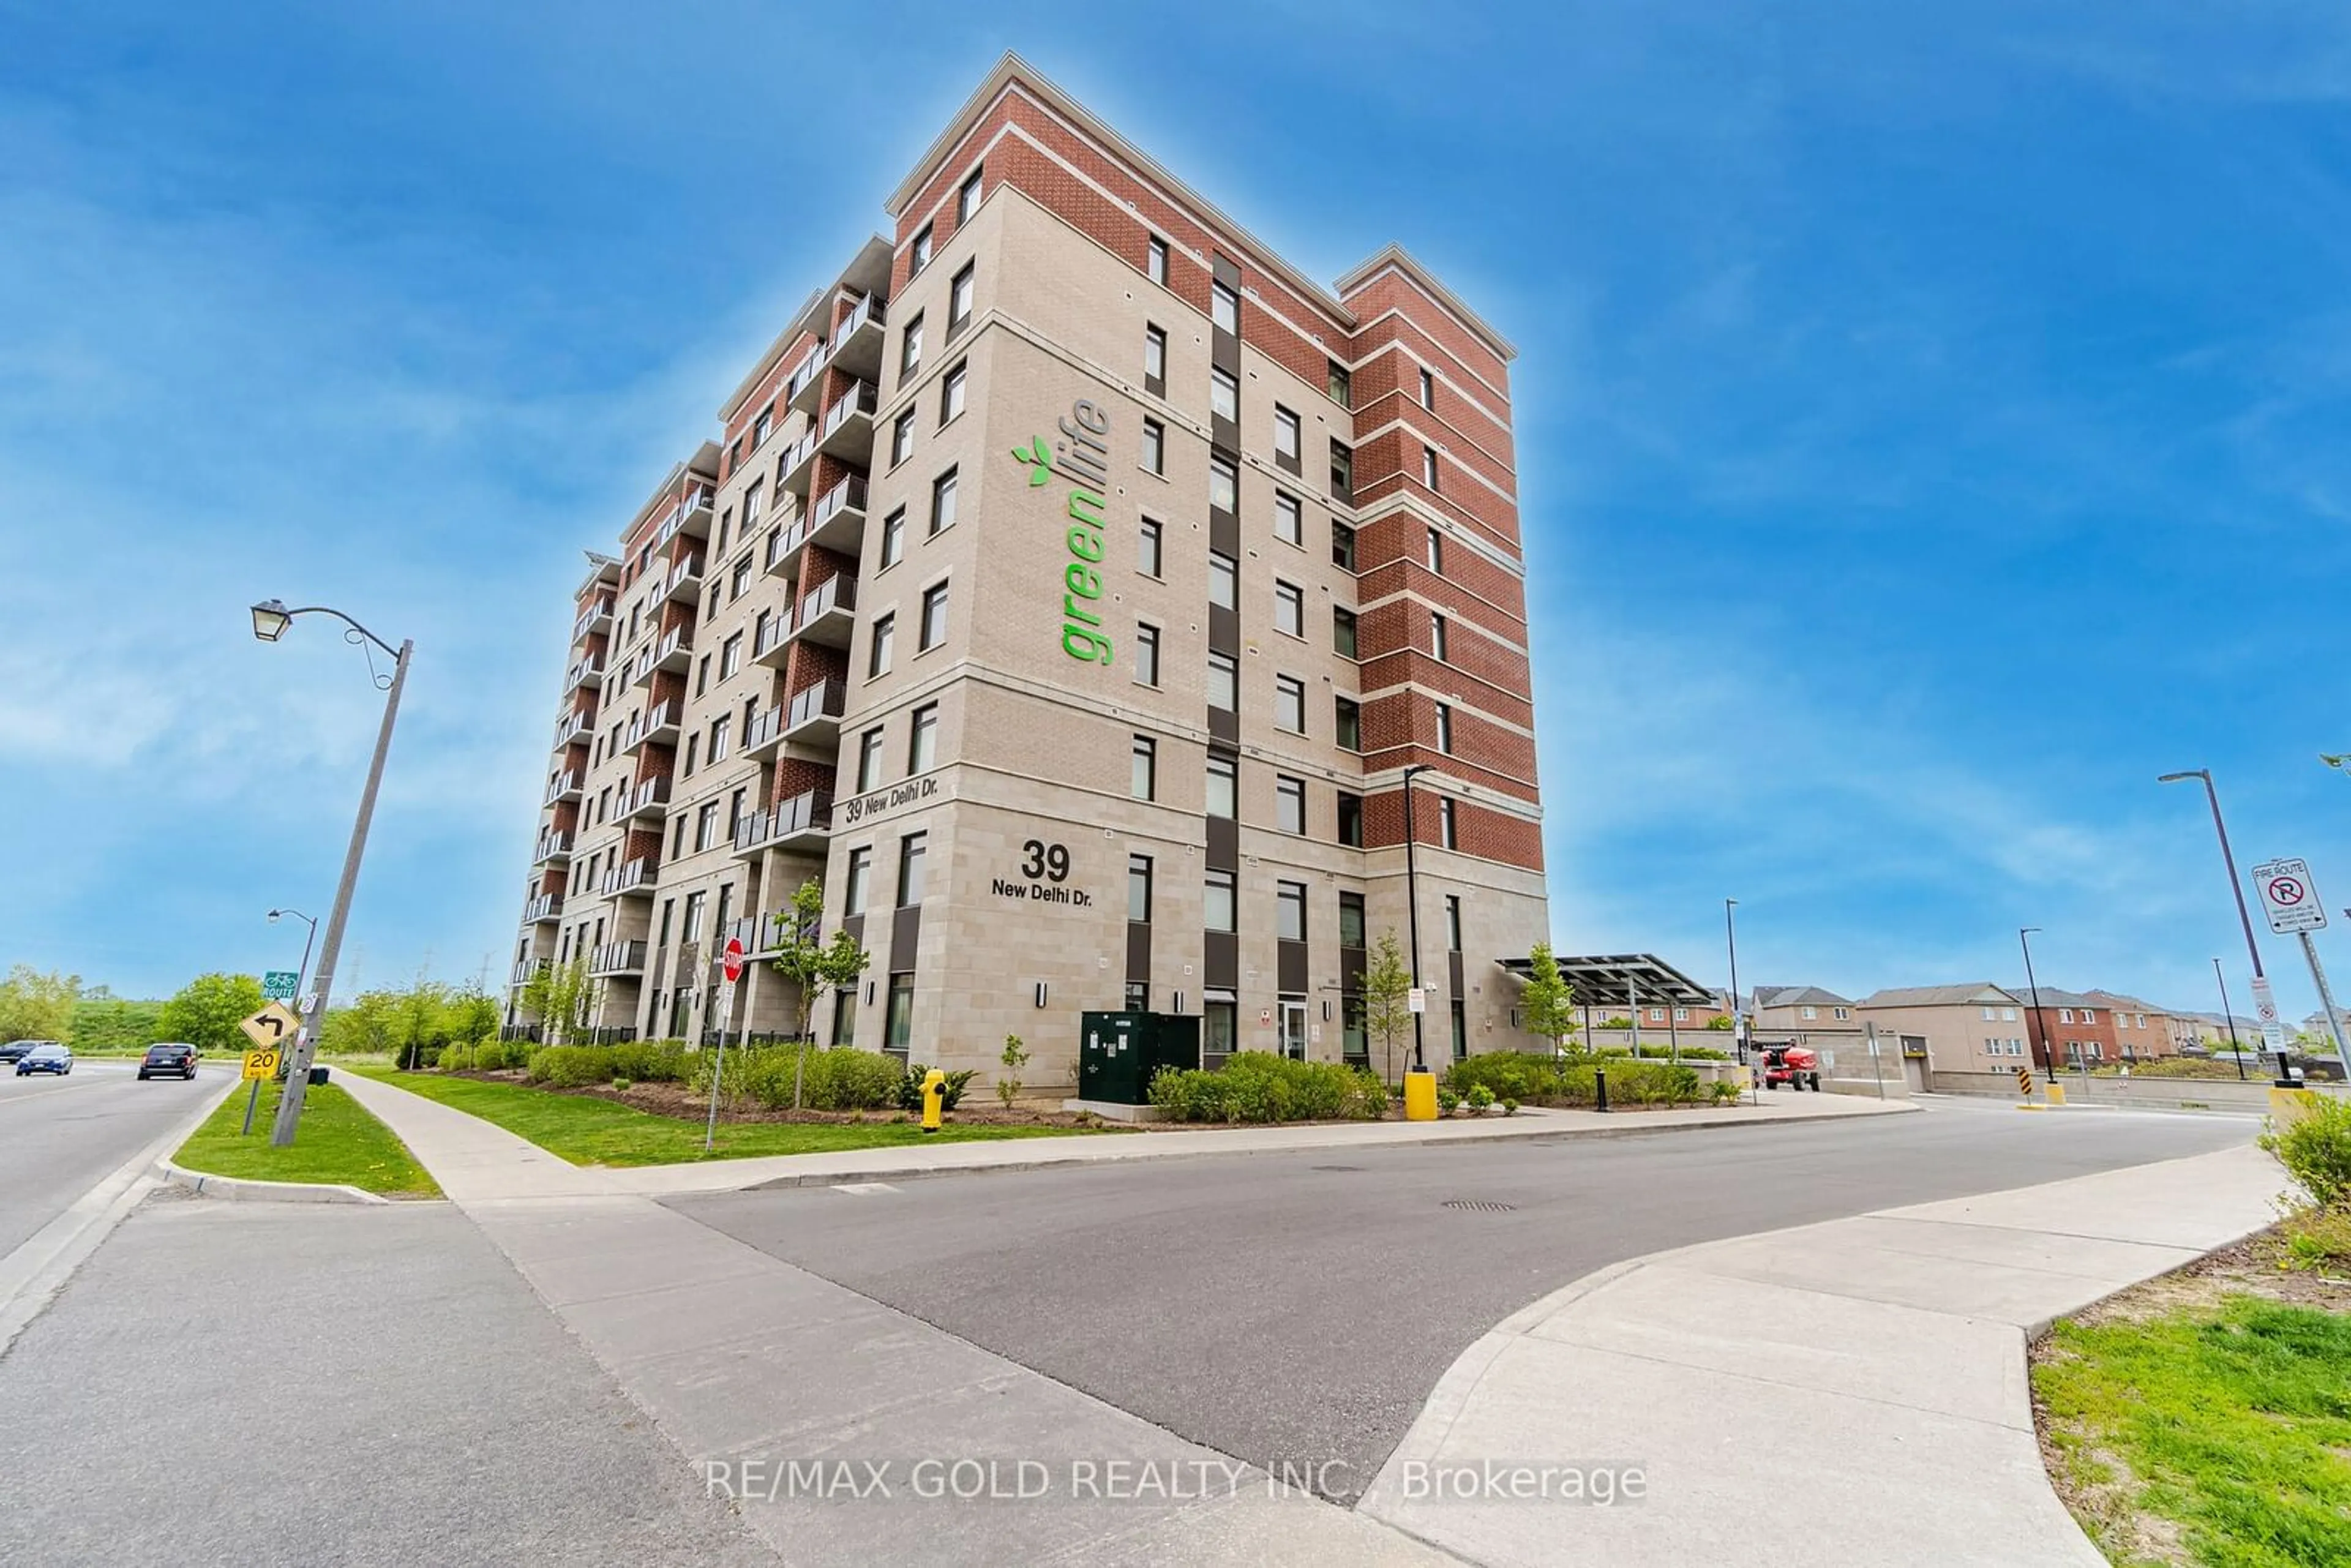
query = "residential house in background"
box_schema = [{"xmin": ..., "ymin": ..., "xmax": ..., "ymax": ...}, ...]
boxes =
[
  {"xmin": 1750, "ymin": 985, "xmax": 1867, "ymax": 1059},
  {"xmin": 1854, "ymin": 985, "xmax": 2030, "ymax": 1081},
  {"xmin": 2083, "ymin": 991, "xmax": 2177, "ymax": 1060},
  {"xmin": 2015, "ymin": 986, "xmax": 2121, "ymax": 1070}
]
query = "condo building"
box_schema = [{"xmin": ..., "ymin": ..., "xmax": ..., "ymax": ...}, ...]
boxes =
[{"xmin": 508, "ymin": 56, "xmax": 1550, "ymax": 1085}]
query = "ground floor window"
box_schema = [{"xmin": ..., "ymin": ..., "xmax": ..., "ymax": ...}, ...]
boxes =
[
  {"xmin": 1450, "ymin": 1000, "xmax": 1468, "ymax": 1062},
  {"xmin": 831, "ymin": 988, "xmax": 857, "ymax": 1046},
  {"xmin": 1124, "ymin": 980, "xmax": 1149, "ymax": 1013},
  {"xmin": 669, "ymin": 991, "xmax": 690, "ymax": 1040},
  {"xmin": 1341, "ymin": 996, "xmax": 1368, "ymax": 1067},
  {"xmin": 1203, "ymin": 990, "xmax": 1236, "ymax": 1068},
  {"xmin": 885, "ymin": 973, "xmax": 913, "ymax": 1057}
]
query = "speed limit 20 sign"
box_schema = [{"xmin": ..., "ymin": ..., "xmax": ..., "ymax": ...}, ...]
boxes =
[{"xmin": 2252, "ymin": 858, "xmax": 2327, "ymax": 936}]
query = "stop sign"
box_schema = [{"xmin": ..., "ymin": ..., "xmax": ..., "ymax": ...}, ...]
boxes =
[{"xmin": 722, "ymin": 937, "xmax": 745, "ymax": 985}]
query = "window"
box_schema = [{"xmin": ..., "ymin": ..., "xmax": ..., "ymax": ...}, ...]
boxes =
[
  {"xmin": 1434, "ymin": 702, "xmax": 1453, "ymax": 754},
  {"xmin": 948, "ymin": 261, "xmax": 975, "ymax": 334},
  {"xmin": 1275, "ymin": 675, "xmax": 1305, "ymax": 733},
  {"xmin": 919, "ymin": 582, "xmax": 949, "ymax": 650},
  {"xmin": 1138, "ymin": 517, "xmax": 1164, "ymax": 577},
  {"xmin": 868, "ymin": 612, "xmax": 894, "ymax": 677},
  {"xmin": 2082, "ymin": 1009, "xmax": 2096, "ymax": 1024},
  {"xmin": 1210, "ymin": 367, "xmax": 1239, "ymax": 424},
  {"xmin": 1422, "ymin": 446, "xmax": 1441, "ymax": 490},
  {"xmin": 1269, "ymin": 493, "xmax": 1307, "ymax": 550},
  {"xmin": 900, "ymin": 313, "xmax": 924, "ymax": 378},
  {"xmin": 1276, "ymin": 775, "xmax": 1305, "ymax": 834},
  {"xmin": 1277, "ymin": 880, "xmax": 1307, "ymax": 942},
  {"xmin": 1674, "ymin": 1007, "xmax": 1690, "ymax": 1023},
  {"xmin": 886, "ymin": 973, "xmax": 913, "ymax": 1053},
  {"xmin": 1212, "ymin": 281, "xmax": 1239, "ymax": 334},
  {"xmin": 930, "ymin": 468, "xmax": 958, "ymax": 535},
  {"xmin": 694, "ymin": 801, "xmax": 720, "ymax": 852},
  {"xmin": 696, "ymin": 654, "xmax": 711, "ymax": 698},
  {"xmin": 1207, "ymin": 650, "xmax": 1239, "ymax": 711},
  {"xmin": 857, "ymin": 726, "xmax": 885, "ymax": 792},
  {"xmin": 708, "ymin": 715, "xmax": 730, "ymax": 762},
  {"xmin": 907, "ymin": 223, "xmax": 932, "ymax": 277},
  {"xmin": 1134, "ymin": 623, "xmax": 1161, "ymax": 686},
  {"xmin": 672, "ymin": 817, "xmax": 687, "ymax": 858},
  {"xmin": 879, "ymin": 507, "xmax": 906, "ymax": 570},
  {"xmin": 1209, "ymin": 550, "xmax": 1238, "ymax": 610},
  {"xmin": 1209, "ymin": 456, "xmax": 1237, "ymax": 513},
  {"xmin": 1327, "ymin": 360, "xmax": 1351, "ymax": 407},
  {"xmin": 682, "ymin": 890, "xmax": 705, "ymax": 940},
  {"xmin": 1141, "ymin": 418, "xmax": 1164, "ymax": 474},
  {"xmin": 1430, "ymin": 613, "xmax": 1449, "ymax": 662},
  {"xmin": 1274, "ymin": 580, "xmax": 1303, "ymax": 637},
  {"xmin": 1427, "ymin": 527, "xmax": 1444, "ymax": 573},
  {"xmin": 831, "ymin": 990, "xmax": 857, "ymax": 1046},
  {"xmin": 1339, "ymin": 892, "xmax": 1366, "ymax": 949},
  {"xmin": 1274, "ymin": 405, "xmax": 1300, "ymax": 468},
  {"xmin": 1419, "ymin": 367, "xmax": 1435, "ymax": 409},
  {"xmin": 1146, "ymin": 235, "xmax": 1168, "ymax": 285},
  {"xmin": 1801, "ymin": 1005, "xmax": 1818, "ymax": 1021},
  {"xmin": 1335, "ymin": 697, "xmax": 1362, "ymax": 751},
  {"xmin": 1445, "ymin": 896, "xmax": 1464, "ymax": 953},
  {"xmin": 1131, "ymin": 735, "xmax": 1157, "ymax": 800},
  {"xmin": 1144, "ymin": 325, "xmax": 1166, "ymax": 395},
  {"xmin": 1834, "ymin": 1007, "xmax": 1851, "ymax": 1021},
  {"xmin": 1337, "ymin": 791, "xmax": 1363, "ymax": 846},
  {"xmin": 2003, "ymin": 1007, "xmax": 2018, "ymax": 1021},
  {"xmin": 1438, "ymin": 797, "xmax": 1458, "ymax": 849},
  {"xmin": 731, "ymin": 555, "xmax": 752, "ymax": 599},
  {"xmin": 1204, "ymin": 870, "xmax": 1236, "ymax": 932},
  {"xmin": 1333, "ymin": 606, "xmax": 1358, "ymax": 659},
  {"xmin": 2060, "ymin": 1008, "xmax": 2074, "ymax": 1024},
  {"xmin": 844, "ymin": 847, "xmax": 872, "ymax": 915},
  {"xmin": 890, "ymin": 409, "xmax": 915, "ymax": 467},
  {"xmin": 896, "ymin": 831, "xmax": 927, "ymax": 906},
  {"xmin": 1128, "ymin": 855, "xmax": 1153, "ymax": 923},
  {"xmin": 720, "ymin": 631, "xmax": 743, "ymax": 680},
  {"xmin": 957, "ymin": 167, "xmax": 983, "ymax": 224},
  {"xmin": 908, "ymin": 702, "xmax": 938, "ymax": 773},
  {"xmin": 1331, "ymin": 522, "xmax": 1357, "ymax": 572},
  {"xmin": 1981, "ymin": 1007, "xmax": 1996, "ymax": 1022},
  {"xmin": 1330, "ymin": 441, "xmax": 1353, "ymax": 497},
  {"xmin": 1451, "ymin": 999, "xmax": 1468, "ymax": 1062},
  {"xmin": 743, "ymin": 480, "xmax": 764, "ymax": 527},
  {"xmin": 752, "ymin": 408, "xmax": 773, "ymax": 449},
  {"xmin": 939, "ymin": 360, "xmax": 966, "ymax": 424},
  {"xmin": 1206, "ymin": 754, "xmax": 1237, "ymax": 818}
]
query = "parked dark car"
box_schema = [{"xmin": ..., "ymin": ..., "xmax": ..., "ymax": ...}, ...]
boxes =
[
  {"xmin": 138, "ymin": 1043, "xmax": 200, "ymax": 1081},
  {"xmin": 1, "ymin": 1039, "xmax": 56, "ymax": 1065},
  {"xmin": 15, "ymin": 1043, "xmax": 73, "ymax": 1076}
]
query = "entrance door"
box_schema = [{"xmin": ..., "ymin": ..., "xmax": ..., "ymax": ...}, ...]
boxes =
[{"xmin": 1279, "ymin": 999, "xmax": 1308, "ymax": 1060}]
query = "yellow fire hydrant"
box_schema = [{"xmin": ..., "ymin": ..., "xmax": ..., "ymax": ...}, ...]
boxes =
[{"xmin": 921, "ymin": 1068, "xmax": 946, "ymax": 1133}]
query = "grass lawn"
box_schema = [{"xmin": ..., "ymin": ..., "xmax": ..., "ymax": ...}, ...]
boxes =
[
  {"xmin": 174, "ymin": 1081, "xmax": 441, "ymax": 1198},
  {"xmin": 347, "ymin": 1066, "xmax": 1098, "ymax": 1168},
  {"xmin": 2035, "ymin": 1289, "xmax": 2351, "ymax": 1567}
]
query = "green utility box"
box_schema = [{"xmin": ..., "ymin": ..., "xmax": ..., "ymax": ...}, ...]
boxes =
[{"xmin": 1078, "ymin": 1011, "xmax": 1202, "ymax": 1104}]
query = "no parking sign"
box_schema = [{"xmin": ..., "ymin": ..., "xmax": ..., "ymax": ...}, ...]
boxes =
[{"xmin": 2253, "ymin": 858, "xmax": 2327, "ymax": 936}]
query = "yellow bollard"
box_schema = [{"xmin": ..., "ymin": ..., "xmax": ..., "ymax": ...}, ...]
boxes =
[
  {"xmin": 921, "ymin": 1068, "xmax": 945, "ymax": 1133},
  {"xmin": 2045, "ymin": 1082, "xmax": 2066, "ymax": 1106},
  {"xmin": 1403, "ymin": 1068, "xmax": 1439, "ymax": 1122}
]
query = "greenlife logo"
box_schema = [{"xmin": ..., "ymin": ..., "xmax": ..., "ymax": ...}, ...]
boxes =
[{"xmin": 1013, "ymin": 399, "xmax": 1115, "ymax": 666}]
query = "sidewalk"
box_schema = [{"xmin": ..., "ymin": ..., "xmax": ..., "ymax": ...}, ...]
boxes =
[
  {"xmin": 1355, "ymin": 1139, "xmax": 2281, "ymax": 1567},
  {"xmin": 339, "ymin": 1068, "xmax": 1912, "ymax": 1200}
]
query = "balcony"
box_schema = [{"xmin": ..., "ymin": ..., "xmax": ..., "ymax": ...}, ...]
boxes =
[
  {"xmin": 763, "ymin": 505, "xmax": 809, "ymax": 578},
  {"xmin": 752, "ymin": 612, "xmax": 793, "ymax": 668},
  {"xmin": 620, "ymin": 700, "xmax": 680, "ymax": 757},
  {"xmin": 783, "ymin": 679, "xmax": 846, "ymax": 746},
  {"xmin": 790, "ymin": 575, "xmax": 858, "ymax": 650},
  {"xmin": 731, "ymin": 808, "xmax": 772, "ymax": 860},
  {"xmin": 807, "ymin": 473, "xmax": 869, "ymax": 556},
  {"xmin": 572, "ymin": 597, "xmax": 614, "ymax": 643},
  {"xmin": 532, "ymin": 829, "xmax": 572, "ymax": 865},
  {"xmin": 621, "ymin": 773, "xmax": 671, "ymax": 821},
  {"xmin": 588, "ymin": 940, "xmax": 648, "ymax": 978},
  {"xmin": 552, "ymin": 710, "xmax": 593, "ymax": 750},
  {"xmin": 543, "ymin": 770, "xmax": 581, "ymax": 805},
  {"xmin": 629, "ymin": 625, "xmax": 691, "ymax": 689},
  {"xmin": 658, "ymin": 553, "xmax": 705, "ymax": 606},
  {"xmin": 817, "ymin": 380, "xmax": 878, "ymax": 461},
  {"xmin": 776, "ymin": 429, "xmax": 820, "ymax": 496},
  {"xmin": 510, "ymin": 958, "xmax": 549, "ymax": 989},
  {"xmin": 604, "ymin": 856, "xmax": 659, "ymax": 898},
  {"xmin": 784, "ymin": 347, "xmax": 828, "ymax": 416},
  {"xmin": 771, "ymin": 788, "xmax": 834, "ymax": 849},
  {"xmin": 787, "ymin": 294, "xmax": 888, "ymax": 415},
  {"xmin": 743, "ymin": 703, "xmax": 786, "ymax": 760},
  {"xmin": 523, "ymin": 893, "xmax": 563, "ymax": 924},
  {"xmin": 655, "ymin": 486, "xmax": 714, "ymax": 549},
  {"xmin": 562, "ymin": 654, "xmax": 604, "ymax": 694}
]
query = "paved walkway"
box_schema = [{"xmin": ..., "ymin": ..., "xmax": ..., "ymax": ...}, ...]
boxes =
[{"xmin": 1355, "ymin": 1139, "xmax": 2281, "ymax": 1567}]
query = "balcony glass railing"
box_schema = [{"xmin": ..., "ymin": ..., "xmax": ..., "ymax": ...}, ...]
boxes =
[
  {"xmin": 822, "ymin": 380, "xmax": 877, "ymax": 440},
  {"xmin": 787, "ymin": 679, "xmax": 845, "ymax": 730},
  {"xmin": 571, "ymin": 598, "xmax": 613, "ymax": 642},
  {"xmin": 795, "ymin": 575, "xmax": 857, "ymax": 631},
  {"xmin": 773, "ymin": 789, "xmax": 833, "ymax": 838},
  {"xmin": 743, "ymin": 703, "xmax": 784, "ymax": 752},
  {"xmin": 542, "ymin": 770, "xmax": 579, "ymax": 803},
  {"xmin": 810, "ymin": 473, "xmax": 868, "ymax": 530}
]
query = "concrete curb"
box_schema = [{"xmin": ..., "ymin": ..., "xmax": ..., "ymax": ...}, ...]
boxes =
[{"xmin": 153, "ymin": 1159, "xmax": 394, "ymax": 1206}]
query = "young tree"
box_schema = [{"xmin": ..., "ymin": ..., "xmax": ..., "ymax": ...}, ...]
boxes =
[
  {"xmin": 1362, "ymin": 930, "xmax": 1414, "ymax": 1086},
  {"xmin": 997, "ymin": 1033, "xmax": 1029, "ymax": 1109},
  {"xmin": 520, "ymin": 958, "xmax": 593, "ymax": 1045},
  {"xmin": 70, "ymin": 994, "xmax": 163, "ymax": 1051},
  {"xmin": 770, "ymin": 877, "xmax": 874, "ymax": 1109},
  {"xmin": 1520, "ymin": 941, "xmax": 1580, "ymax": 1058},
  {"xmin": 445, "ymin": 978, "xmax": 501, "ymax": 1070},
  {"xmin": 391, "ymin": 975, "xmax": 452, "ymax": 1070},
  {"xmin": 157, "ymin": 972, "xmax": 266, "ymax": 1054},
  {"xmin": 0, "ymin": 965, "xmax": 83, "ymax": 1042}
]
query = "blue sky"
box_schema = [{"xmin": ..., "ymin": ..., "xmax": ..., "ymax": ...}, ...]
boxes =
[{"xmin": 4, "ymin": 2, "xmax": 2348, "ymax": 1021}]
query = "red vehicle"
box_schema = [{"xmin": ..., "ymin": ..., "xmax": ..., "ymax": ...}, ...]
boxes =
[{"xmin": 1756, "ymin": 1043, "xmax": 1823, "ymax": 1092}]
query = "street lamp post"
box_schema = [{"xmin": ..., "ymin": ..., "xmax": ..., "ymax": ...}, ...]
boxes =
[
  {"xmin": 250, "ymin": 599, "xmax": 413, "ymax": 1146},
  {"xmin": 268, "ymin": 907, "xmax": 320, "ymax": 1000},
  {"xmin": 1400, "ymin": 763, "xmax": 1433, "ymax": 1071},
  {"xmin": 2212, "ymin": 958, "xmax": 2247, "ymax": 1081},
  {"xmin": 2159, "ymin": 769, "xmax": 2281, "ymax": 1079},
  {"xmin": 2019, "ymin": 927, "xmax": 2053, "ymax": 1086}
]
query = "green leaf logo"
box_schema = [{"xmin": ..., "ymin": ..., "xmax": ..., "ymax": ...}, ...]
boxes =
[{"xmin": 1011, "ymin": 437, "xmax": 1053, "ymax": 487}]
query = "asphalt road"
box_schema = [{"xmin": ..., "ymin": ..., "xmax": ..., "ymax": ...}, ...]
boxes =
[
  {"xmin": 0, "ymin": 1193, "xmax": 778, "ymax": 1568},
  {"xmin": 666, "ymin": 1098, "xmax": 2251, "ymax": 1496},
  {"xmin": 0, "ymin": 1057, "xmax": 219, "ymax": 1262}
]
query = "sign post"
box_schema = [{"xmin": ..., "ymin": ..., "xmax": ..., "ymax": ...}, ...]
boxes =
[
  {"xmin": 237, "ymin": 1001, "xmax": 304, "ymax": 1136},
  {"xmin": 703, "ymin": 938, "xmax": 747, "ymax": 1152},
  {"xmin": 1864, "ymin": 1020, "xmax": 1886, "ymax": 1100},
  {"xmin": 2254, "ymin": 857, "xmax": 2351, "ymax": 1083}
]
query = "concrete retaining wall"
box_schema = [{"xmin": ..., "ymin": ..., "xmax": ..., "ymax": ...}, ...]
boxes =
[{"xmin": 1926, "ymin": 1070, "xmax": 2345, "ymax": 1113}]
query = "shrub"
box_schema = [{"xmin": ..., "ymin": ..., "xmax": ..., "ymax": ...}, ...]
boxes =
[
  {"xmin": 1444, "ymin": 1051, "xmax": 1566, "ymax": 1105},
  {"xmin": 527, "ymin": 1045, "xmax": 607, "ymax": 1087},
  {"xmin": 1436, "ymin": 1087, "xmax": 1461, "ymax": 1115},
  {"xmin": 2262, "ymin": 1095, "xmax": 2351, "ymax": 1208},
  {"xmin": 1710, "ymin": 1079, "xmax": 1745, "ymax": 1106},
  {"xmin": 1501, "ymin": 1097, "xmax": 1520, "ymax": 1116},
  {"xmin": 1465, "ymin": 1084, "xmax": 1496, "ymax": 1114},
  {"xmin": 1147, "ymin": 1052, "xmax": 1385, "ymax": 1123},
  {"xmin": 707, "ymin": 1045, "xmax": 904, "ymax": 1112},
  {"xmin": 896, "ymin": 1063, "xmax": 975, "ymax": 1112},
  {"xmin": 1444, "ymin": 1052, "xmax": 1700, "ymax": 1110}
]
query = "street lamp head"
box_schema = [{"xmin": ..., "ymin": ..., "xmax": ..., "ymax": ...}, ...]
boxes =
[
  {"xmin": 2322, "ymin": 753, "xmax": 2351, "ymax": 771},
  {"xmin": 2156, "ymin": 770, "xmax": 2205, "ymax": 785},
  {"xmin": 250, "ymin": 599, "xmax": 293, "ymax": 643},
  {"xmin": 268, "ymin": 909, "xmax": 282, "ymax": 924}
]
